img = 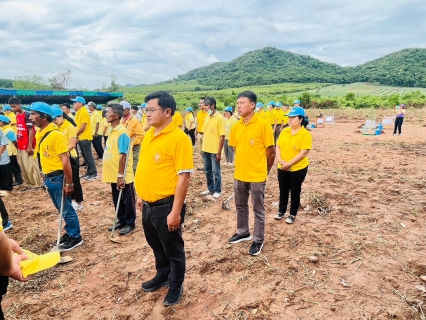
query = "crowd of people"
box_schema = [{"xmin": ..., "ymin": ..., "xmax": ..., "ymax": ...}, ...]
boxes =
[{"xmin": 0, "ymin": 91, "xmax": 312, "ymax": 313}]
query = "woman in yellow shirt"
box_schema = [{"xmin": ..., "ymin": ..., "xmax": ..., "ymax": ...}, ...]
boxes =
[
  {"xmin": 52, "ymin": 107, "xmax": 84, "ymax": 211},
  {"xmin": 274, "ymin": 106, "xmax": 312, "ymax": 224},
  {"xmin": 184, "ymin": 107, "xmax": 196, "ymax": 147},
  {"xmin": 223, "ymin": 106, "xmax": 237, "ymax": 165}
]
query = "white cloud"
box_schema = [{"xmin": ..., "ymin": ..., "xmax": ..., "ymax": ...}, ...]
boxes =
[{"xmin": 0, "ymin": 0, "xmax": 425, "ymax": 88}]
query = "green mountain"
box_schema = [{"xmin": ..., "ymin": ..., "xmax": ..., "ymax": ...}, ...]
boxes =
[
  {"xmin": 350, "ymin": 48, "xmax": 426, "ymax": 87},
  {"xmin": 165, "ymin": 47, "xmax": 426, "ymax": 89}
]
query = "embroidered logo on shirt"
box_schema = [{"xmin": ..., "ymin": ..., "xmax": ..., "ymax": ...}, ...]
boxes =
[
  {"xmin": 154, "ymin": 152, "xmax": 161, "ymax": 162},
  {"xmin": 249, "ymin": 139, "xmax": 255, "ymax": 146}
]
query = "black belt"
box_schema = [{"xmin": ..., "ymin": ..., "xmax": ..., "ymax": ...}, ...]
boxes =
[
  {"xmin": 143, "ymin": 196, "xmax": 174, "ymax": 207},
  {"xmin": 45, "ymin": 170, "xmax": 63, "ymax": 178}
]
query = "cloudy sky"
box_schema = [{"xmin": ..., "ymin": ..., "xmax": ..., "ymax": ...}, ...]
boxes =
[{"xmin": 1, "ymin": 0, "xmax": 425, "ymax": 89}]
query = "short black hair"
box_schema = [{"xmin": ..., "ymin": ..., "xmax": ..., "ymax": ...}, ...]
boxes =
[
  {"xmin": 8, "ymin": 97, "xmax": 21, "ymax": 105},
  {"xmin": 61, "ymin": 103, "xmax": 71, "ymax": 109},
  {"xmin": 237, "ymin": 91, "xmax": 257, "ymax": 104},
  {"xmin": 204, "ymin": 97, "xmax": 216, "ymax": 109},
  {"xmin": 108, "ymin": 103, "xmax": 124, "ymax": 120},
  {"xmin": 131, "ymin": 106, "xmax": 138, "ymax": 111},
  {"xmin": 298, "ymin": 116, "xmax": 309, "ymax": 128},
  {"xmin": 145, "ymin": 91, "xmax": 176, "ymax": 116}
]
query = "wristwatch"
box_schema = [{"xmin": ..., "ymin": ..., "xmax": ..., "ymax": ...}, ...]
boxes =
[{"xmin": 117, "ymin": 174, "xmax": 124, "ymax": 178}]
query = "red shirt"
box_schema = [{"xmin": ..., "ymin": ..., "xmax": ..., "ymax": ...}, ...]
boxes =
[{"xmin": 16, "ymin": 112, "xmax": 35, "ymax": 150}]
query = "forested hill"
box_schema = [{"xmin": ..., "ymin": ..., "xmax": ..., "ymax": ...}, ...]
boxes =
[{"xmin": 173, "ymin": 47, "xmax": 426, "ymax": 89}]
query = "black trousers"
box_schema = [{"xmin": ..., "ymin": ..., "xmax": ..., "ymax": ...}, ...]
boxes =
[
  {"xmin": 9, "ymin": 155, "xmax": 23, "ymax": 184},
  {"xmin": 111, "ymin": 183, "xmax": 136, "ymax": 227},
  {"xmin": 187, "ymin": 129, "xmax": 196, "ymax": 146},
  {"xmin": 70, "ymin": 157, "xmax": 84, "ymax": 203},
  {"xmin": 78, "ymin": 140, "xmax": 97, "ymax": 176},
  {"xmin": 278, "ymin": 166, "xmax": 308, "ymax": 216},
  {"xmin": 92, "ymin": 135, "xmax": 104, "ymax": 159},
  {"xmin": 142, "ymin": 200, "xmax": 186, "ymax": 289},
  {"xmin": 0, "ymin": 164, "xmax": 12, "ymax": 226},
  {"xmin": 394, "ymin": 117, "xmax": 404, "ymax": 134},
  {"xmin": 0, "ymin": 275, "xmax": 8, "ymax": 320}
]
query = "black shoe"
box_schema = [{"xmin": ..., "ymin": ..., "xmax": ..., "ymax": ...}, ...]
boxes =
[
  {"xmin": 52, "ymin": 233, "xmax": 69, "ymax": 246},
  {"xmin": 58, "ymin": 236, "xmax": 83, "ymax": 252},
  {"xmin": 80, "ymin": 162, "xmax": 86, "ymax": 166},
  {"xmin": 142, "ymin": 274, "xmax": 169, "ymax": 292},
  {"xmin": 248, "ymin": 241, "xmax": 264, "ymax": 256},
  {"xmin": 119, "ymin": 225, "xmax": 135, "ymax": 235},
  {"xmin": 229, "ymin": 233, "xmax": 252, "ymax": 244},
  {"xmin": 108, "ymin": 221, "xmax": 126, "ymax": 231},
  {"xmin": 274, "ymin": 212, "xmax": 285, "ymax": 220},
  {"xmin": 12, "ymin": 180, "xmax": 23, "ymax": 187},
  {"xmin": 286, "ymin": 215, "xmax": 296, "ymax": 224},
  {"xmin": 84, "ymin": 174, "xmax": 98, "ymax": 181},
  {"xmin": 80, "ymin": 172, "xmax": 90, "ymax": 179},
  {"xmin": 163, "ymin": 285, "xmax": 184, "ymax": 306}
]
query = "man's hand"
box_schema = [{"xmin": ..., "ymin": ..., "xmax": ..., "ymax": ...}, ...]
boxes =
[
  {"xmin": 6, "ymin": 239, "xmax": 29, "ymax": 282},
  {"xmin": 280, "ymin": 161, "xmax": 291, "ymax": 171},
  {"xmin": 27, "ymin": 146, "xmax": 34, "ymax": 156},
  {"xmin": 64, "ymin": 185, "xmax": 74, "ymax": 197},
  {"xmin": 215, "ymin": 152, "xmax": 221, "ymax": 163},
  {"xmin": 136, "ymin": 197, "xmax": 143, "ymax": 209},
  {"xmin": 167, "ymin": 211, "xmax": 181, "ymax": 232},
  {"xmin": 117, "ymin": 177, "xmax": 125, "ymax": 190}
]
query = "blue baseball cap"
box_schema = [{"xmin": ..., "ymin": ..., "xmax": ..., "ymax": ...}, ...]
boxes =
[
  {"xmin": 96, "ymin": 105, "xmax": 103, "ymax": 110},
  {"xmin": 51, "ymin": 106, "xmax": 63, "ymax": 118},
  {"xmin": 224, "ymin": 106, "xmax": 233, "ymax": 112},
  {"xmin": 288, "ymin": 106, "xmax": 305, "ymax": 117},
  {"xmin": 0, "ymin": 115, "xmax": 11, "ymax": 123},
  {"xmin": 294, "ymin": 99, "xmax": 301, "ymax": 104},
  {"xmin": 276, "ymin": 102, "xmax": 282, "ymax": 107},
  {"xmin": 71, "ymin": 96, "xmax": 85, "ymax": 104},
  {"xmin": 256, "ymin": 102, "xmax": 264, "ymax": 108},
  {"xmin": 267, "ymin": 101, "xmax": 276, "ymax": 106},
  {"xmin": 3, "ymin": 105, "xmax": 12, "ymax": 111},
  {"xmin": 140, "ymin": 103, "xmax": 147, "ymax": 109},
  {"xmin": 186, "ymin": 107, "xmax": 193, "ymax": 112},
  {"xmin": 30, "ymin": 102, "xmax": 53, "ymax": 116}
]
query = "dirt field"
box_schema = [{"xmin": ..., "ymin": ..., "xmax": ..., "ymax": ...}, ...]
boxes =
[{"xmin": 2, "ymin": 120, "xmax": 426, "ymax": 320}]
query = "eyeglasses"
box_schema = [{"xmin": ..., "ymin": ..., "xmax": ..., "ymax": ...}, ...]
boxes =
[{"xmin": 146, "ymin": 108, "xmax": 164, "ymax": 114}]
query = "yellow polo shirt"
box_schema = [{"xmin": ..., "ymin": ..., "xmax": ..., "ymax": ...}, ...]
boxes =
[
  {"xmin": 103, "ymin": 119, "xmax": 111, "ymax": 136},
  {"xmin": 102, "ymin": 124, "xmax": 134, "ymax": 183},
  {"xmin": 2, "ymin": 125, "xmax": 18, "ymax": 156},
  {"xmin": 277, "ymin": 127, "xmax": 312, "ymax": 172},
  {"xmin": 224, "ymin": 116, "xmax": 237, "ymax": 140},
  {"xmin": 135, "ymin": 121, "xmax": 193, "ymax": 202},
  {"xmin": 121, "ymin": 115, "xmax": 144, "ymax": 146},
  {"xmin": 172, "ymin": 112, "xmax": 183, "ymax": 127},
  {"xmin": 196, "ymin": 110, "xmax": 208, "ymax": 132},
  {"xmin": 282, "ymin": 110, "xmax": 289, "ymax": 125},
  {"xmin": 5, "ymin": 112, "xmax": 17, "ymax": 133},
  {"xmin": 35, "ymin": 123, "xmax": 69, "ymax": 174},
  {"xmin": 201, "ymin": 112, "xmax": 225, "ymax": 154},
  {"xmin": 58, "ymin": 120, "xmax": 77, "ymax": 157},
  {"xmin": 229, "ymin": 113, "xmax": 274, "ymax": 182},
  {"xmin": 185, "ymin": 113, "xmax": 195, "ymax": 130},
  {"xmin": 90, "ymin": 111, "xmax": 103, "ymax": 135},
  {"xmin": 0, "ymin": 217, "xmax": 2, "ymax": 231},
  {"xmin": 275, "ymin": 109, "xmax": 284, "ymax": 125},
  {"xmin": 256, "ymin": 109, "xmax": 266, "ymax": 120},
  {"xmin": 75, "ymin": 107, "xmax": 92, "ymax": 141},
  {"xmin": 265, "ymin": 109, "xmax": 278, "ymax": 125}
]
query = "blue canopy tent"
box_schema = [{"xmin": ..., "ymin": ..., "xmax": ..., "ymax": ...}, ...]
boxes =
[{"xmin": 0, "ymin": 89, "xmax": 123, "ymax": 104}]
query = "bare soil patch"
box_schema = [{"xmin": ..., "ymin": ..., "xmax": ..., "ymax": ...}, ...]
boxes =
[{"xmin": 3, "ymin": 121, "xmax": 426, "ymax": 319}]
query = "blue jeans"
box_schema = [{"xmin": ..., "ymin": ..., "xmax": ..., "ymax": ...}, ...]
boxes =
[
  {"xmin": 202, "ymin": 152, "xmax": 221, "ymax": 193},
  {"xmin": 45, "ymin": 174, "xmax": 81, "ymax": 238}
]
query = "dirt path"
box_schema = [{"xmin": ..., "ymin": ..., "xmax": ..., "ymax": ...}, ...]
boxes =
[{"xmin": 3, "ymin": 122, "xmax": 426, "ymax": 319}]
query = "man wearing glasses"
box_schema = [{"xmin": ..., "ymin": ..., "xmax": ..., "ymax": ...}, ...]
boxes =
[
  {"xmin": 135, "ymin": 91, "xmax": 193, "ymax": 306},
  {"xmin": 71, "ymin": 96, "xmax": 97, "ymax": 181}
]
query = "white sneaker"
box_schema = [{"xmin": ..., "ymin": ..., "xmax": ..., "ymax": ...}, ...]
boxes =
[
  {"xmin": 200, "ymin": 190, "xmax": 211, "ymax": 195},
  {"xmin": 72, "ymin": 202, "xmax": 83, "ymax": 211},
  {"xmin": 212, "ymin": 192, "xmax": 221, "ymax": 199}
]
